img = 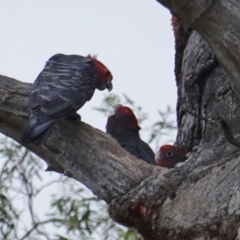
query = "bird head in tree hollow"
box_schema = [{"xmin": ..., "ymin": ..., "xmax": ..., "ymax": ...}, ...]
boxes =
[
  {"xmin": 155, "ymin": 144, "xmax": 188, "ymax": 168},
  {"xmin": 21, "ymin": 53, "xmax": 113, "ymax": 144},
  {"xmin": 106, "ymin": 105, "xmax": 155, "ymax": 165}
]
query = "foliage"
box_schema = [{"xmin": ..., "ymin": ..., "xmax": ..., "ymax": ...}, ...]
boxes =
[
  {"xmin": 0, "ymin": 137, "xmax": 143, "ymax": 240},
  {"xmin": 0, "ymin": 94, "xmax": 176, "ymax": 240}
]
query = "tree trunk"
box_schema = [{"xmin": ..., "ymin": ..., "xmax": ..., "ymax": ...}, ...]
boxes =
[{"xmin": 1, "ymin": 1, "xmax": 240, "ymax": 239}]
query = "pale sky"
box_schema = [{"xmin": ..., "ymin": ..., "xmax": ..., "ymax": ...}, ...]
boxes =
[
  {"xmin": 0, "ymin": 1, "xmax": 175, "ymax": 238},
  {"xmin": 1, "ymin": 0, "xmax": 176, "ymax": 148}
]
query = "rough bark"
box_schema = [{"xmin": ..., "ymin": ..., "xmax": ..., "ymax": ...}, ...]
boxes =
[
  {"xmin": 154, "ymin": 0, "xmax": 240, "ymax": 239},
  {"xmin": 162, "ymin": 29, "xmax": 240, "ymax": 239},
  {"xmin": 157, "ymin": 0, "xmax": 240, "ymax": 97}
]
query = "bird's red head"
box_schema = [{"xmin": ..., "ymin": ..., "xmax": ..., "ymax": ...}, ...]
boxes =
[
  {"xmin": 155, "ymin": 144, "xmax": 188, "ymax": 168},
  {"xmin": 87, "ymin": 54, "xmax": 113, "ymax": 91},
  {"xmin": 106, "ymin": 105, "xmax": 140, "ymax": 135}
]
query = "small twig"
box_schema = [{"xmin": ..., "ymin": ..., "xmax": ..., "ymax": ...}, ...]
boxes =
[
  {"xmin": 35, "ymin": 179, "xmax": 61, "ymax": 195},
  {"xmin": 35, "ymin": 229, "xmax": 51, "ymax": 240},
  {"xmin": 185, "ymin": 110, "xmax": 216, "ymax": 123},
  {"xmin": 19, "ymin": 219, "xmax": 63, "ymax": 240}
]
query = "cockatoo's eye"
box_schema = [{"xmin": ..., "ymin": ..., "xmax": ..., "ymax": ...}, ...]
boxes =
[{"xmin": 166, "ymin": 151, "xmax": 173, "ymax": 157}]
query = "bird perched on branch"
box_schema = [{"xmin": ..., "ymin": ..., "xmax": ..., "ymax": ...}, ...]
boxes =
[
  {"xmin": 106, "ymin": 105, "xmax": 155, "ymax": 165},
  {"xmin": 21, "ymin": 53, "xmax": 113, "ymax": 144},
  {"xmin": 155, "ymin": 144, "xmax": 188, "ymax": 168}
]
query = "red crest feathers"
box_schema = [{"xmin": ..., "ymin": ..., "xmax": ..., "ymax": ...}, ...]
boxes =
[
  {"xmin": 87, "ymin": 54, "xmax": 98, "ymax": 60},
  {"xmin": 114, "ymin": 105, "xmax": 140, "ymax": 131},
  {"xmin": 115, "ymin": 105, "xmax": 137, "ymax": 119}
]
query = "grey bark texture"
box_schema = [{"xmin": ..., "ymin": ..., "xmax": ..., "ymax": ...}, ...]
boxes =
[
  {"xmin": 1, "ymin": 0, "xmax": 240, "ymax": 239},
  {"xmin": 155, "ymin": 0, "xmax": 240, "ymax": 239},
  {"xmin": 157, "ymin": 0, "xmax": 240, "ymax": 98}
]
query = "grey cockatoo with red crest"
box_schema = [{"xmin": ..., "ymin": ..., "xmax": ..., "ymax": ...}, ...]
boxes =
[
  {"xmin": 21, "ymin": 53, "xmax": 113, "ymax": 143},
  {"xmin": 106, "ymin": 105, "xmax": 155, "ymax": 165}
]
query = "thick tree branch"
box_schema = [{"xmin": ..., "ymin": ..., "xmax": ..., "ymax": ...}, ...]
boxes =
[
  {"xmin": 2, "ymin": 75, "xmax": 240, "ymax": 239},
  {"xmin": 0, "ymin": 75, "xmax": 154, "ymax": 203},
  {"xmin": 157, "ymin": 0, "xmax": 240, "ymax": 97}
]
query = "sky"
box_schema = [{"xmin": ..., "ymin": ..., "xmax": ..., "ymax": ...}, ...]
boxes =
[
  {"xmin": 1, "ymin": 0, "xmax": 176, "ymax": 149},
  {"xmin": 0, "ymin": 0, "xmax": 176, "ymax": 238}
]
